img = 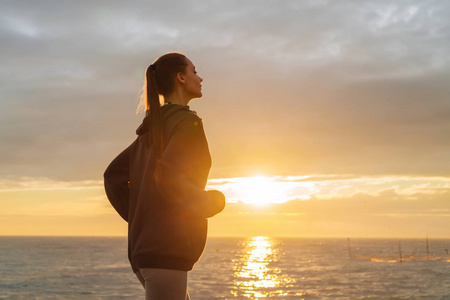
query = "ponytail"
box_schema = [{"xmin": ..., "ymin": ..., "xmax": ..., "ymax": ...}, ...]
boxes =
[{"xmin": 146, "ymin": 64, "xmax": 163, "ymax": 158}]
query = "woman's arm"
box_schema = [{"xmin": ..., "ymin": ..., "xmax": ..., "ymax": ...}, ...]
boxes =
[
  {"xmin": 155, "ymin": 116, "xmax": 225, "ymax": 218},
  {"xmin": 104, "ymin": 143, "xmax": 134, "ymax": 222}
]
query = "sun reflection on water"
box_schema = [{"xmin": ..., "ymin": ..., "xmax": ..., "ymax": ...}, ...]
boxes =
[{"xmin": 232, "ymin": 236, "xmax": 297, "ymax": 298}]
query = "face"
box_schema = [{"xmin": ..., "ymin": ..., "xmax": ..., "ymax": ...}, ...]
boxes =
[{"xmin": 182, "ymin": 59, "xmax": 203, "ymax": 99}]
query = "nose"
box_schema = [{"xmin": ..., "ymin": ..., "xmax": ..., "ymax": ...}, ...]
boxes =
[{"xmin": 199, "ymin": 76, "xmax": 203, "ymax": 82}]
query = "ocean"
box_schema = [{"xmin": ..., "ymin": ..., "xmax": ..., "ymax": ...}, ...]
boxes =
[{"xmin": 0, "ymin": 236, "xmax": 448, "ymax": 299}]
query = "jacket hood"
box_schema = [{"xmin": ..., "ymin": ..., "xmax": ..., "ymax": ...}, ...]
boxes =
[{"xmin": 135, "ymin": 104, "xmax": 192, "ymax": 146}]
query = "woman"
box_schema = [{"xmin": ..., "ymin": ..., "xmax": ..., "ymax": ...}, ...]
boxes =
[{"xmin": 104, "ymin": 52, "xmax": 226, "ymax": 299}]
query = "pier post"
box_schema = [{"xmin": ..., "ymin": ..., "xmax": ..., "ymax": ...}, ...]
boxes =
[{"xmin": 347, "ymin": 238, "xmax": 352, "ymax": 260}]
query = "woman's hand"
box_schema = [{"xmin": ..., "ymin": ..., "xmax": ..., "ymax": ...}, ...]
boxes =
[{"xmin": 206, "ymin": 190, "xmax": 226, "ymax": 216}]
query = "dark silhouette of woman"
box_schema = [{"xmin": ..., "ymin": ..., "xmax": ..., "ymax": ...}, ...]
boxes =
[{"xmin": 104, "ymin": 52, "xmax": 226, "ymax": 299}]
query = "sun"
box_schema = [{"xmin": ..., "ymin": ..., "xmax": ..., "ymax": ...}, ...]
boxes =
[{"xmin": 230, "ymin": 175, "xmax": 288, "ymax": 206}]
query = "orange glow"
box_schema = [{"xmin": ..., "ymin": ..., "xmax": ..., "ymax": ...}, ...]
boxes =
[{"xmin": 1, "ymin": 176, "xmax": 450, "ymax": 237}]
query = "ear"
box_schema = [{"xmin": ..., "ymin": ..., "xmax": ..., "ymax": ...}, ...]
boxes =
[{"xmin": 175, "ymin": 72, "xmax": 185, "ymax": 84}]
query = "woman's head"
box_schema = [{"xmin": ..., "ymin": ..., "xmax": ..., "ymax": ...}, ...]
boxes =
[
  {"xmin": 152, "ymin": 52, "xmax": 189, "ymax": 97},
  {"xmin": 139, "ymin": 52, "xmax": 205, "ymax": 114},
  {"xmin": 139, "ymin": 52, "xmax": 197, "ymax": 159},
  {"xmin": 138, "ymin": 52, "xmax": 189, "ymax": 113}
]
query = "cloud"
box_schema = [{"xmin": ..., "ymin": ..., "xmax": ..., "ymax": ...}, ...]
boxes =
[
  {"xmin": 1, "ymin": 0, "xmax": 450, "ymax": 180},
  {"xmin": 0, "ymin": 177, "xmax": 102, "ymax": 191},
  {"xmin": 207, "ymin": 175, "xmax": 450, "ymax": 203},
  {"xmin": 374, "ymin": 213, "xmax": 450, "ymax": 217}
]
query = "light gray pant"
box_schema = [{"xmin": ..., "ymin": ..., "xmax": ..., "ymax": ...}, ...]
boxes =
[{"xmin": 135, "ymin": 268, "xmax": 191, "ymax": 300}]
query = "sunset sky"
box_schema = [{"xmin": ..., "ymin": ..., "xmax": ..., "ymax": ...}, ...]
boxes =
[{"xmin": 1, "ymin": 0, "xmax": 449, "ymax": 238}]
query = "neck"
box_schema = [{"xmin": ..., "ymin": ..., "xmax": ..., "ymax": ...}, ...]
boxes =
[{"xmin": 164, "ymin": 91, "xmax": 191, "ymax": 106}]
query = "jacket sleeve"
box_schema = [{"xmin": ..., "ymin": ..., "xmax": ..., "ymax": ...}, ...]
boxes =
[
  {"xmin": 103, "ymin": 143, "xmax": 133, "ymax": 222},
  {"xmin": 154, "ymin": 117, "xmax": 225, "ymax": 218}
]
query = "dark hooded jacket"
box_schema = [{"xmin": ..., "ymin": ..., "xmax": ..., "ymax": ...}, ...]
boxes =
[{"xmin": 104, "ymin": 104, "xmax": 225, "ymax": 272}]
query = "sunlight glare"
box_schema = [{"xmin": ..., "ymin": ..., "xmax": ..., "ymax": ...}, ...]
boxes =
[
  {"xmin": 235, "ymin": 237, "xmax": 279, "ymax": 291},
  {"xmin": 233, "ymin": 236, "xmax": 296, "ymax": 298},
  {"xmin": 231, "ymin": 176, "xmax": 287, "ymax": 206}
]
